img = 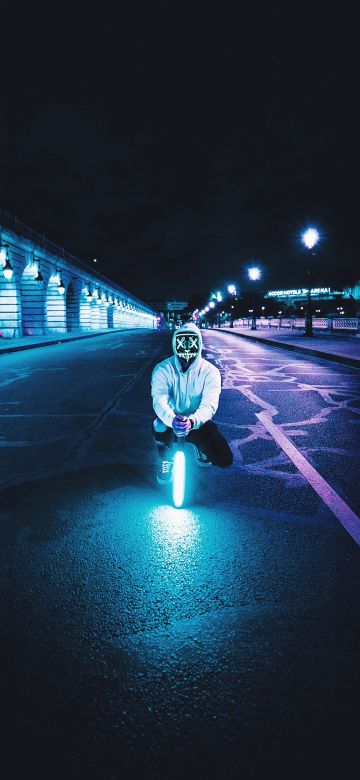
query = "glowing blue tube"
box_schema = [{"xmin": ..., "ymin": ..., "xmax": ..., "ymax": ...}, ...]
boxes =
[{"xmin": 172, "ymin": 449, "xmax": 186, "ymax": 508}]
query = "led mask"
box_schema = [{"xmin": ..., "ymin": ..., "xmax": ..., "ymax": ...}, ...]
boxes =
[{"xmin": 174, "ymin": 332, "xmax": 200, "ymax": 367}]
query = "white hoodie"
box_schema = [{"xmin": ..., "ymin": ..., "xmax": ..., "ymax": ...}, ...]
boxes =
[{"xmin": 151, "ymin": 323, "xmax": 221, "ymax": 429}]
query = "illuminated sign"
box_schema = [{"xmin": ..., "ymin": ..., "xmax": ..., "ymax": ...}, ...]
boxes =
[
  {"xmin": 266, "ymin": 288, "xmax": 331, "ymax": 298},
  {"xmin": 166, "ymin": 301, "xmax": 188, "ymax": 311}
]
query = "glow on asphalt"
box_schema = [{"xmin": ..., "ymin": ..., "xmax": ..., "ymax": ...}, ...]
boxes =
[{"xmin": 149, "ymin": 505, "xmax": 200, "ymax": 550}]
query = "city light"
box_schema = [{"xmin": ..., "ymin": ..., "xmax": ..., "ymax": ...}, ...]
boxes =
[
  {"xmin": 58, "ymin": 278, "xmax": 65, "ymax": 295},
  {"xmin": 248, "ymin": 267, "xmax": 261, "ymax": 281},
  {"xmin": 227, "ymin": 284, "xmax": 236, "ymax": 295},
  {"xmin": 3, "ymin": 257, "xmax": 14, "ymax": 280},
  {"xmin": 209, "ymin": 301, "xmax": 215, "ymax": 309},
  {"xmin": 302, "ymin": 227, "xmax": 319, "ymax": 250}
]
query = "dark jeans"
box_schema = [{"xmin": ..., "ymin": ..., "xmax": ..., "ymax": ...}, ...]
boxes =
[{"xmin": 153, "ymin": 420, "xmax": 233, "ymax": 468}]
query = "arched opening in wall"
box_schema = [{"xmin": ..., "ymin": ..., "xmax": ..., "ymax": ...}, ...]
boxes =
[
  {"xmin": 79, "ymin": 288, "xmax": 92, "ymax": 330},
  {"xmin": 21, "ymin": 265, "xmax": 46, "ymax": 336},
  {"xmin": 0, "ymin": 274, "xmax": 21, "ymax": 338},
  {"xmin": 66, "ymin": 282, "xmax": 79, "ymax": 331},
  {"xmin": 46, "ymin": 275, "xmax": 66, "ymax": 333}
]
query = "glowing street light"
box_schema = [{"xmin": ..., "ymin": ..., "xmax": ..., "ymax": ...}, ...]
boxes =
[
  {"xmin": 3, "ymin": 257, "xmax": 14, "ymax": 280},
  {"xmin": 248, "ymin": 267, "xmax": 261, "ymax": 282},
  {"xmin": 58, "ymin": 278, "xmax": 65, "ymax": 295},
  {"xmin": 302, "ymin": 228, "xmax": 319, "ymax": 250},
  {"xmin": 0, "ymin": 244, "xmax": 13, "ymax": 280},
  {"xmin": 302, "ymin": 226, "xmax": 320, "ymax": 336},
  {"xmin": 227, "ymin": 284, "xmax": 236, "ymax": 295}
]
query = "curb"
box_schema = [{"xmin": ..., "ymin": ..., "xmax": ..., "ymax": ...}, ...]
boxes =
[
  {"xmin": 0, "ymin": 328, "xmax": 134, "ymax": 356},
  {"xmin": 215, "ymin": 329, "xmax": 360, "ymax": 369}
]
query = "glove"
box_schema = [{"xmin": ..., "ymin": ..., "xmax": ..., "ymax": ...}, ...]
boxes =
[{"xmin": 172, "ymin": 415, "xmax": 192, "ymax": 437}]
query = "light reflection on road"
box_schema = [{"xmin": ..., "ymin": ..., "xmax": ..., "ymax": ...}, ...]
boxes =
[{"xmin": 149, "ymin": 505, "xmax": 200, "ymax": 552}]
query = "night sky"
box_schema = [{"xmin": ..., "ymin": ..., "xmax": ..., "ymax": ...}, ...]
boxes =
[{"xmin": 1, "ymin": 3, "xmax": 357, "ymax": 302}]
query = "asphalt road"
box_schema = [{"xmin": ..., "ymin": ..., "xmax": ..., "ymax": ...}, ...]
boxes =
[{"xmin": 1, "ymin": 329, "xmax": 360, "ymax": 779}]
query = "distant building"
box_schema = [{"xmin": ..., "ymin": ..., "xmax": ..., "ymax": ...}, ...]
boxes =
[
  {"xmin": 146, "ymin": 299, "xmax": 188, "ymax": 312},
  {"xmin": 146, "ymin": 299, "xmax": 189, "ymax": 327}
]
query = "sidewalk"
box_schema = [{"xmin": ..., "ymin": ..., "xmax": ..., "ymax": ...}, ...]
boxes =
[
  {"xmin": 216, "ymin": 327, "xmax": 360, "ymax": 368},
  {"xmin": 0, "ymin": 327, "xmax": 129, "ymax": 355}
]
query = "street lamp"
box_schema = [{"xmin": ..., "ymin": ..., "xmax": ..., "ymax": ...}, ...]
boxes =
[
  {"xmin": 0, "ymin": 244, "xmax": 14, "ymax": 280},
  {"xmin": 248, "ymin": 267, "xmax": 261, "ymax": 329},
  {"xmin": 227, "ymin": 284, "xmax": 237, "ymax": 326},
  {"xmin": 302, "ymin": 227, "xmax": 320, "ymax": 336},
  {"xmin": 34, "ymin": 266, "xmax": 44, "ymax": 283},
  {"xmin": 3, "ymin": 257, "xmax": 14, "ymax": 280}
]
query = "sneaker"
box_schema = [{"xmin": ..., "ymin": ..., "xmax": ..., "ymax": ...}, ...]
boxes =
[
  {"xmin": 195, "ymin": 447, "xmax": 212, "ymax": 467},
  {"xmin": 157, "ymin": 459, "xmax": 174, "ymax": 484}
]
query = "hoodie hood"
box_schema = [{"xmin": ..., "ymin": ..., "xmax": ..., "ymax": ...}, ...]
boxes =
[{"xmin": 172, "ymin": 322, "xmax": 203, "ymax": 371}]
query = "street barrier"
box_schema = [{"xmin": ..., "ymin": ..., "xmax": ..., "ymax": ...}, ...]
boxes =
[{"xmin": 231, "ymin": 317, "xmax": 359, "ymax": 332}]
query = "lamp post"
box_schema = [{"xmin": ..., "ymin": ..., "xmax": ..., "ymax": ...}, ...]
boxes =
[
  {"xmin": 227, "ymin": 284, "xmax": 237, "ymax": 327},
  {"xmin": 248, "ymin": 267, "xmax": 261, "ymax": 329},
  {"xmin": 215, "ymin": 291, "xmax": 222, "ymax": 327},
  {"xmin": 302, "ymin": 227, "xmax": 319, "ymax": 337}
]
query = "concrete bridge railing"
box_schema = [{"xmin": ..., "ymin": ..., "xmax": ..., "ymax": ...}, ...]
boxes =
[{"xmin": 231, "ymin": 317, "xmax": 360, "ymax": 332}]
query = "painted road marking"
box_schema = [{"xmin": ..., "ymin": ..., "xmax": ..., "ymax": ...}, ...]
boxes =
[
  {"xmin": 237, "ymin": 385, "xmax": 277, "ymax": 415},
  {"xmin": 257, "ymin": 410, "xmax": 360, "ymax": 547}
]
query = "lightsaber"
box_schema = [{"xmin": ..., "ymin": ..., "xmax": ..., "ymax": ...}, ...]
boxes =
[{"xmin": 172, "ymin": 439, "xmax": 186, "ymax": 508}]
